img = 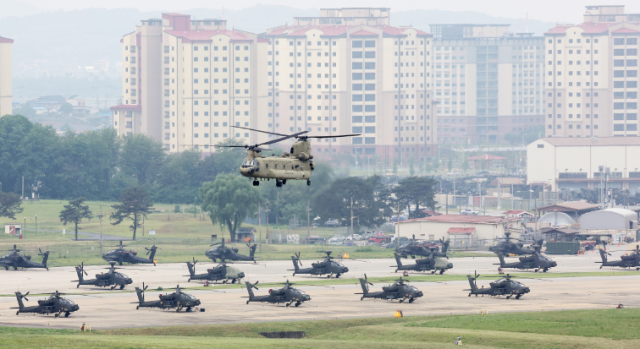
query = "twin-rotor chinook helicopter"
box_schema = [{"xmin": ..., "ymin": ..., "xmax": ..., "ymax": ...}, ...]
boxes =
[{"xmin": 218, "ymin": 126, "xmax": 359, "ymax": 187}]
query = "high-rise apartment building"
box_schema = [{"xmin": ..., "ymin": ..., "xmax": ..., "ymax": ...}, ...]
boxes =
[
  {"xmin": 431, "ymin": 24, "xmax": 545, "ymax": 145},
  {"xmin": 112, "ymin": 14, "xmax": 267, "ymax": 151},
  {"xmin": 261, "ymin": 8, "xmax": 437, "ymax": 161},
  {"xmin": 545, "ymin": 5, "xmax": 640, "ymax": 137},
  {"xmin": 0, "ymin": 36, "xmax": 13, "ymax": 117}
]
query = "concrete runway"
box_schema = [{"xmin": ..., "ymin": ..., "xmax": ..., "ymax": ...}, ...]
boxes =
[{"xmin": 1, "ymin": 248, "xmax": 639, "ymax": 329}]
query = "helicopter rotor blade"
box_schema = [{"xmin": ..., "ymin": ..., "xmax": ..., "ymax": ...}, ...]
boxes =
[
  {"xmin": 231, "ymin": 125, "xmax": 290, "ymax": 137},
  {"xmin": 303, "ymin": 133, "xmax": 361, "ymax": 139}
]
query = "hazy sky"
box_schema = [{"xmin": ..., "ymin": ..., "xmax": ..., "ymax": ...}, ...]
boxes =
[{"xmin": 15, "ymin": 0, "xmax": 640, "ymax": 23}]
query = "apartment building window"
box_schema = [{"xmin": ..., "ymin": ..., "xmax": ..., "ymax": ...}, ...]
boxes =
[
  {"xmin": 364, "ymin": 40, "xmax": 375, "ymax": 48},
  {"xmin": 352, "ymin": 41, "xmax": 363, "ymax": 48},
  {"xmin": 365, "ymin": 51, "xmax": 375, "ymax": 58}
]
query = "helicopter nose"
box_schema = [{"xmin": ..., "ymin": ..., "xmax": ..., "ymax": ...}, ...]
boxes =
[
  {"xmin": 126, "ymin": 278, "xmax": 133, "ymax": 284},
  {"xmin": 305, "ymin": 295, "xmax": 311, "ymax": 301},
  {"xmin": 238, "ymin": 272, "xmax": 246, "ymax": 278},
  {"xmin": 447, "ymin": 263, "xmax": 453, "ymax": 269},
  {"xmin": 418, "ymin": 291, "xmax": 424, "ymax": 297},
  {"xmin": 552, "ymin": 262, "xmax": 557, "ymax": 267},
  {"xmin": 343, "ymin": 267, "xmax": 349, "ymax": 272},
  {"xmin": 72, "ymin": 304, "xmax": 80, "ymax": 311},
  {"xmin": 525, "ymin": 287, "xmax": 530, "ymax": 293}
]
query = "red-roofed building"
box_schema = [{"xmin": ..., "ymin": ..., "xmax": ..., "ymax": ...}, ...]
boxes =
[
  {"xmin": 260, "ymin": 8, "xmax": 436, "ymax": 162},
  {"xmin": 114, "ymin": 14, "xmax": 268, "ymax": 151},
  {"xmin": 544, "ymin": 5, "xmax": 640, "ymax": 139},
  {"xmin": 0, "ymin": 36, "xmax": 12, "ymax": 117},
  {"xmin": 397, "ymin": 214, "xmax": 523, "ymax": 242}
]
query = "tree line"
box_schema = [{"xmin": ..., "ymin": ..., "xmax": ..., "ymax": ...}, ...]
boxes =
[{"xmin": 0, "ymin": 115, "xmax": 244, "ymax": 203}]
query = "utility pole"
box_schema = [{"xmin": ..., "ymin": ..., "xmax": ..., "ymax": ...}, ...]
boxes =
[
  {"xmin": 306, "ymin": 200, "xmax": 310, "ymax": 240},
  {"xmin": 98, "ymin": 206, "xmax": 104, "ymax": 254},
  {"xmin": 497, "ymin": 179, "xmax": 501, "ymax": 211},
  {"xmin": 350, "ymin": 196, "xmax": 354, "ymax": 236},
  {"xmin": 511, "ymin": 184, "xmax": 514, "ymax": 210},
  {"xmin": 266, "ymin": 200, "xmax": 270, "ymax": 244},
  {"xmin": 21, "ymin": 176, "xmax": 24, "ymax": 200},
  {"xmin": 258, "ymin": 202, "xmax": 262, "ymax": 252},
  {"xmin": 142, "ymin": 215, "xmax": 145, "ymax": 237},
  {"xmin": 35, "ymin": 215, "xmax": 38, "ymax": 236}
]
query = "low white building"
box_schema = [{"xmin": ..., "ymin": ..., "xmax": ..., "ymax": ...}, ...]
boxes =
[
  {"xmin": 527, "ymin": 137, "xmax": 640, "ymax": 192},
  {"xmin": 396, "ymin": 214, "xmax": 522, "ymax": 242}
]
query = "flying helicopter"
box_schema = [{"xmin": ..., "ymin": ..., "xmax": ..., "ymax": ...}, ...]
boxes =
[
  {"xmin": 596, "ymin": 247, "xmax": 640, "ymax": 270},
  {"xmin": 102, "ymin": 241, "xmax": 158, "ymax": 266},
  {"xmin": 495, "ymin": 251, "xmax": 557, "ymax": 273},
  {"xmin": 356, "ymin": 275, "xmax": 424, "ymax": 303},
  {"xmin": 205, "ymin": 239, "xmax": 257, "ymax": 263},
  {"xmin": 14, "ymin": 291, "xmax": 79, "ymax": 318},
  {"xmin": 244, "ymin": 280, "xmax": 311, "ymax": 307},
  {"xmin": 217, "ymin": 126, "xmax": 360, "ymax": 187},
  {"xmin": 290, "ymin": 251, "xmax": 349, "ymax": 278},
  {"xmin": 0, "ymin": 245, "xmax": 50, "ymax": 271},
  {"xmin": 134, "ymin": 283, "xmax": 202, "ymax": 312},
  {"xmin": 488, "ymin": 232, "xmax": 537, "ymax": 255},
  {"xmin": 73, "ymin": 262, "xmax": 133, "ymax": 290},
  {"xmin": 464, "ymin": 271, "xmax": 531, "ymax": 299},
  {"xmin": 185, "ymin": 257, "xmax": 245, "ymax": 283},
  {"xmin": 392, "ymin": 252, "xmax": 453, "ymax": 274}
]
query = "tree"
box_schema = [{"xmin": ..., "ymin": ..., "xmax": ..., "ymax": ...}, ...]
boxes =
[
  {"xmin": 59, "ymin": 197, "xmax": 93, "ymax": 241},
  {"xmin": 409, "ymin": 158, "xmax": 415, "ymax": 176},
  {"xmin": 0, "ymin": 191, "xmax": 23, "ymax": 219},
  {"xmin": 200, "ymin": 174, "xmax": 262, "ymax": 241},
  {"xmin": 110, "ymin": 187, "xmax": 153, "ymax": 240},
  {"xmin": 120, "ymin": 134, "xmax": 166, "ymax": 187},
  {"xmin": 393, "ymin": 176, "xmax": 437, "ymax": 219},
  {"xmin": 314, "ymin": 176, "xmax": 388, "ymax": 228},
  {"xmin": 59, "ymin": 102, "xmax": 74, "ymax": 116}
]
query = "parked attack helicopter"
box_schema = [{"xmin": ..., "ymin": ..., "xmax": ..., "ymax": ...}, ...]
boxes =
[
  {"xmin": 74, "ymin": 262, "xmax": 133, "ymax": 290},
  {"xmin": 596, "ymin": 248, "xmax": 640, "ymax": 270},
  {"xmin": 0, "ymin": 245, "xmax": 50, "ymax": 271},
  {"xmin": 185, "ymin": 257, "xmax": 245, "ymax": 283},
  {"xmin": 396, "ymin": 236, "xmax": 449, "ymax": 259},
  {"xmin": 205, "ymin": 240, "xmax": 257, "ymax": 263},
  {"xmin": 244, "ymin": 280, "xmax": 311, "ymax": 307},
  {"xmin": 134, "ymin": 283, "xmax": 202, "ymax": 312},
  {"xmin": 219, "ymin": 126, "xmax": 360, "ymax": 187},
  {"xmin": 392, "ymin": 252, "xmax": 453, "ymax": 274},
  {"xmin": 489, "ymin": 232, "xmax": 537, "ymax": 255},
  {"xmin": 14, "ymin": 291, "xmax": 79, "ymax": 317},
  {"xmin": 465, "ymin": 271, "xmax": 531, "ymax": 299},
  {"xmin": 102, "ymin": 241, "xmax": 158, "ymax": 266},
  {"xmin": 290, "ymin": 251, "xmax": 349, "ymax": 278},
  {"xmin": 495, "ymin": 251, "xmax": 557, "ymax": 273},
  {"xmin": 356, "ymin": 275, "xmax": 424, "ymax": 303}
]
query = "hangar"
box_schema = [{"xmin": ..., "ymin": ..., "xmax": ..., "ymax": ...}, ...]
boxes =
[{"xmin": 396, "ymin": 214, "xmax": 522, "ymax": 243}]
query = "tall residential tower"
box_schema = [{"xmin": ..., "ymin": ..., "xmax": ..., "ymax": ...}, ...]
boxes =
[{"xmin": 0, "ymin": 36, "xmax": 13, "ymax": 117}]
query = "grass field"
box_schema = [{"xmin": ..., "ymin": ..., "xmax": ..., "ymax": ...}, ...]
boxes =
[
  {"xmin": 2, "ymin": 308, "xmax": 640, "ymax": 348},
  {"xmin": 0, "ymin": 200, "xmax": 488, "ymax": 267}
]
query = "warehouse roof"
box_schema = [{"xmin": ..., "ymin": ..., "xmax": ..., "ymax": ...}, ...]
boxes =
[
  {"xmin": 539, "ymin": 137, "xmax": 640, "ymax": 147},
  {"xmin": 400, "ymin": 214, "xmax": 518, "ymax": 225}
]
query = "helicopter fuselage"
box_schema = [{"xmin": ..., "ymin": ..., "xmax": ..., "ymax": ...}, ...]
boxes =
[{"xmin": 239, "ymin": 140, "xmax": 315, "ymax": 184}]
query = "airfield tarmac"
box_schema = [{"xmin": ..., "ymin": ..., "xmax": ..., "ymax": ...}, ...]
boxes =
[{"xmin": 1, "ymin": 248, "xmax": 639, "ymax": 329}]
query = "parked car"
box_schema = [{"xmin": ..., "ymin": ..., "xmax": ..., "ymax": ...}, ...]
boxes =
[
  {"xmin": 324, "ymin": 219, "xmax": 341, "ymax": 227},
  {"xmin": 390, "ymin": 215, "xmax": 407, "ymax": 222},
  {"xmin": 460, "ymin": 209, "xmax": 479, "ymax": 215}
]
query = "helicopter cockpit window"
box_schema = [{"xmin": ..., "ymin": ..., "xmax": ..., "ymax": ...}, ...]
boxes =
[{"xmin": 115, "ymin": 272, "xmax": 129, "ymax": 278}]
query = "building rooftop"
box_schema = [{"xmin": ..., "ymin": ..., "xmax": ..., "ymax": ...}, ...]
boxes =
[
  {"xmin": 400, "ymin": 214, "xmax": 518, "ymax": 225},
  {"xmin": 536, "ymin": 201, "xmax": 601, "ymax": 213},
  {"xmin": 490, "ymin": 178, "xmax": 525, "ymax": 186},
  {"xmin": 540, "ymin": 137, "xmax": 640, "ymax": 147},
  {"xmin": 265, "ymin": 24, "xmax": 430, "ymax": 37},
  {"xmin": 0, "ymin": 36, "xmax": 14, "ymax": 43},
  {"xmin": 165, "ymin": 29, "xmax": 253, "ymax": 43}
]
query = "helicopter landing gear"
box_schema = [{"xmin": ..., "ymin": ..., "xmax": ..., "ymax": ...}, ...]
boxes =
[
  {"xmin": 55, "ymin": 313, "xmax": 60, "ymax": 318},
  {"xmin": 307, "ymin": 179, "xmax": 311, "ymax": 186},
  {"xmin": 468, "ymin": 293, "xmax": 471, "ymax": 297},
  {"xmin": 286, "ymin": 303, "xmax": 291, "ymax": 307},
  {"xmin": 77, "ymin": 284, "xmax": 80, "ymax": 288},
  {"xmin": 506, "ymin": 295, "xmax": 511, "ymax": 300},
  {"xmin": 361, "ymin": 296, "xmax": 364, "ymax": 301},
  {"xmin": 232, "ymin": 278, "xmax": 236, "ymax": 284},
  {"xmin": 516, "ymin": 294, "xmax": 521, "ymax": 299},
  {"xmin": 65, "ymin": 312, "xmax": 70, "ymax": 318},
  {"xmin": 136, "ymin": 306, "xmax": 139, "ymax": 310},
  {"xmin": 246, "ymin": 300, "xmax": 250, "ymax": 305},
  {"xmin": 431, "ymin": 270, "xmax": 436, "ymax": 275},
  {"xmin": 276, "ymin": 179, "xmax": 283, "ymax": 187},
  {"xmin": 409, "ymin": 298, "xmax": 414, "ymax": 303},
  {"xmin": 120, "ymin": 284, "xmax": 125, "ymax": 290},
  {"xmin": 534, "ymin": 269, "xmax": 539, "ymax": 273},
  {"xmin": 439, "ymin": 269, "xmax": 445, "ymax": 275},
  {"xmin": 336, "ymin": 273, "xmax": 341, "ymax": 278},
  {"xmin": 295, "ymin": 301, "xmax": 301, "ymax": 307},
  {"xmin": 252, "ymin": 180, "xmax": 259, "ymax": 186},
  {"xmin": 542, "ymin": 268, "xmax": 549, "ymax": 273}
]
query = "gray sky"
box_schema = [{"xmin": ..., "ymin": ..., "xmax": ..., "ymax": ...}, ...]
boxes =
[{"xmin": 14, "ymin": 0, "xmax": 640, "ymax": 23}]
